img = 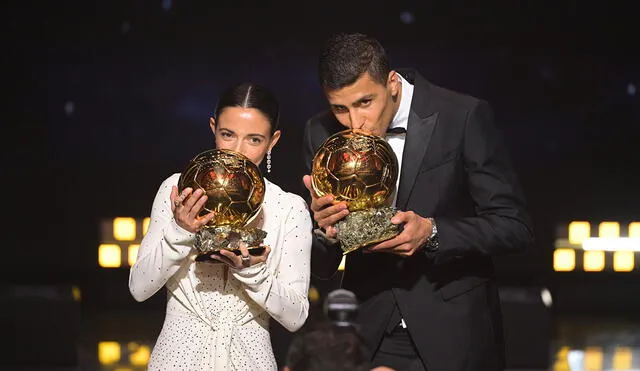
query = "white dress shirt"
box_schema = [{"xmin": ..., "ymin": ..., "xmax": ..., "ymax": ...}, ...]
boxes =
[{"xmin": 387, "ymin": 72, "xmax": 414, "ymax": 208}]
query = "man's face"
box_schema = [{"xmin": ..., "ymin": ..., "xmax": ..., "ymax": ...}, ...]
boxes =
[{"xmin": 325, "ymin": 71, "xmax": 401, "ymax": 137}]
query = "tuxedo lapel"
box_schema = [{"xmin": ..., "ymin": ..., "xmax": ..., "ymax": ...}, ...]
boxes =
[{"xmin": 396, "ymin": 110, "xmax": 438, "ymax": 209}]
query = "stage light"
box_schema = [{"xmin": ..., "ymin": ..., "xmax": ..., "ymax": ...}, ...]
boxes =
[
  {"xmin": 72, "ymin": 285, "xmax": 81, "ymax": 302},
  {"xmin": 98, "ymin": 341, "xmax": 121, "ymax": 365},
  {"xmin": 99, "ymin": 244, "xmax": 122, "ymax": 268},
  {"xmin": 114, "ymin": 217, "xmax": 136, "ymax": 241},
  {"xmin": 583, "ymin": 250, "xmax": 605, "ymax": 272},
  {"xmin": 128, "ymin": 342, "xmax": 151, "ymax": 366},
  {"xmin": 99, "ymin": 217, "xmax": 150, "ymax": 268},
  {"xmin": 128, "ymin": 244, "xmax": 140, "ymax": 266},
  {"xmin": 582, "ymin": 237, "xmax": 640, "ymax": 251},
  {"xmin": 613, "ymin": 251, "xmax": 634, "ymax": 272},
  {"xmin": 598, "ymin": 221, "xmax": 620, "ymax": 238},
  {"xmin": 583, "ymin": 346, "xmax": 603, "ymax": 370},
  {"xmin": 142, "ymin": 217, "xmax": 150, "ymax": 235},
  {"xmin": 568, "ymin": 221, "xmax": 590, "ymax": 245},
  {"xmin": 553, "ymin": 249, "xmax": 575, "ymax": 272}
]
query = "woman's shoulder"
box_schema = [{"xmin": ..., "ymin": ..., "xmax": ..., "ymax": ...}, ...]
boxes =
[
  {"xmin": 154, "ymin": 173, "xmax": 180, "ymax": 196},
  {"xmin": 160, "ymin": 173, "xmax": 181, "ymax": 188}
]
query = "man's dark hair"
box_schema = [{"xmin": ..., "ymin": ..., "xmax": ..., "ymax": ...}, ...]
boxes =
[
  {"xmin": 318, "ymin": 32, "xmax": 390, "ymax": 91},
  {"xmin": 285, "ymin": 321, "xmax": 372, "ymax": 371}
]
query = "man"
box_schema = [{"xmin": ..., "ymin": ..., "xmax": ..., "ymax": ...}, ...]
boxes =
[{"xmin": 301, "ymin": 32, "xmax": 535, "ymax": 370}]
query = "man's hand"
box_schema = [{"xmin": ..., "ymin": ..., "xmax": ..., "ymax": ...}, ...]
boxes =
[
  {"xmin": 302, "ymin": 175, "xmax": 349, "ymax": 239},
  {"xmin": 365, "ymin": 210, "xmax": 433, "ymax": 257}
]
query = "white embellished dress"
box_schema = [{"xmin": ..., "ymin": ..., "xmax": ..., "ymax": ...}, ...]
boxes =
[{"xmin": 129, "ymin": 173, "xmax": 312, "ymax": 370}]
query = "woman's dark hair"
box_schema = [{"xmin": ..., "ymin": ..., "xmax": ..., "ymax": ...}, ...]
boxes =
[{"xmin": 214, "ymin": 82, "xmax": 280, "ymax": 134}]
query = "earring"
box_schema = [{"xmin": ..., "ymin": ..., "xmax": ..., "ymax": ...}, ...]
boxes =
[{"xmin": 266, "ymin": 150, "xmax": 272, "ymax": 174}]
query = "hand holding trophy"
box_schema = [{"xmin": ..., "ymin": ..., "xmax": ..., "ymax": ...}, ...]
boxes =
[
  {"xmin": 311, "ymin": 129, "xmax": 400, "ymax": 254},
  {"xmin": 178, "ymin": 148, "xmax": 267, "ymax": 261}
]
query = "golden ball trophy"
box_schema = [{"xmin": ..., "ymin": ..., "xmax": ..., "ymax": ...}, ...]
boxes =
[
  {"xmin": 311, "ymin": 129, "xmax": 400, "ymax": 254},
  {"xmin": 178, "ymin": 149, "xmax": 267, "ymax": 261}
]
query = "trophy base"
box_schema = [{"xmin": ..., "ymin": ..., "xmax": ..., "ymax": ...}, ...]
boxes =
[
  {"xmin": 194, "ymin": 225, "xmax": 267, "ymax": 262},
  {"xmin": 335, "ymin": 206, "xmax": 401, "ymax": 254}
]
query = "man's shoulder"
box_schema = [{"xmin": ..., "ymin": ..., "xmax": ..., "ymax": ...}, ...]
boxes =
[
  {"xmin": 404, "ymin": 68, "xmax": 487, "ymax": 112},
  {"xmin": 306, "ymin": 109, "xmax": 337, "ymax": 128},
  {"xmin": 428, "ymin": 82, "xmax": 486, "ymax": 109},
  {"xmin": 304, "ymin": 109, "xmax": 343, "ymax": 140}
]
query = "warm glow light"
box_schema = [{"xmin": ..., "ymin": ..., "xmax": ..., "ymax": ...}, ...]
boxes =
[
  {"xmin": 612, "ymin": 346, "xmax": 632, "ymax": 370},
  {"xmin": 98, "ymin": 341, "xmax": 121, "ymax": 365},
  {"xmin": 568, "ymin": 221, "xmax": 590, "ymax": 245},
  {"xmin": 142, "ymin": 217, "xmax": 150, "ymax": 236},
  {"xmin": 553, "ymin": 249, "xmax": 575, "ymax": 272},
  {"xmin": 72, "ymin": 286, "xmax": 81, "ymax": 302},
  {"xmin": 552, "ymin": 346, "xmax": 570, "ymax": 371},
  {"xmin": 99, "ymin": 244, "xmax": 122, "ymax": 268},
  {"xmin": 599, "ymin": 221, "xmax": 620, "ymax": 238},
  {"xmin": 584, "ymin": 347, "xmax": 603, "ymax": 370},
  {"xmin": 613, "ymin": 251, "xmax": 635, "ymax": 272},
  {"xmin": 128, "ymin": 342, "xmax": 151, "ymax": 366},
  {"xmin": 308, "ymin": 286, "xmax": 320, "ymax": 303},
  {"xmin": 128, "ymin": 244, "xmax": 140, "ymax": 266},
  {"xmin": 583, "ymin": 250, "xmax": 605, "ymax": 272},
  {"xmin": 629, "ymin": 222, "xmax": 640, "ymax": 238},
  {"xmin": 582, "ymin": 237, "xmax": 640, "ymax": 251},
  {"xmin": 338, "ymin": 255, "xmax": 346, "ymax": 271},
  {"xmin": 114, "ymin": 217, "xmax": 136, "ymax": 241}
]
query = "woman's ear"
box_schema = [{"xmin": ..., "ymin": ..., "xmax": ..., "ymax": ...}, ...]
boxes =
[
  {"xmin": 268, "ymin": 130, "xmax": 281, "ymax": 152},
  {"xmin": 209, "ymin": 117, "xmax": 216, "ymax": 134}
]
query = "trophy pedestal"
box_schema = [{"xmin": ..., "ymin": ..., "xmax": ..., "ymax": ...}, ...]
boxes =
[
  {"xmin": 194, "ymin": 225, "xmax": 267, "ymax": 262},
  {"xmin": 335, "ymin": 206, "xmax": 402, "ymax": 254}
]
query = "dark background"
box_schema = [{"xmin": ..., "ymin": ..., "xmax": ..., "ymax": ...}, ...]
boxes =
[{"xmin": 4, "ymin": 1, "xmax": 639, "ymax": 369}]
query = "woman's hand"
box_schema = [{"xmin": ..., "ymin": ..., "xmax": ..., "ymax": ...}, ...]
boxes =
[
  {"xmin": 170, "ymin": 186, "xmax": 216, "ymax": 233},
  {"xmin": 211, "ymin": 243, "xmax": 271, "ymax": 269}
]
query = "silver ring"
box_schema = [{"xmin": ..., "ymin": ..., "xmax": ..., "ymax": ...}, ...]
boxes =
[{"xmin": 241, "ymin": 255, "xmax": 250, "ymax": 262}]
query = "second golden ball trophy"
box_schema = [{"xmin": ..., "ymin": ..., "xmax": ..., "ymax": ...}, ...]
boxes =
[{"xmin": 311, "ymin": 129, "xmax": 400, "ymax": 254}]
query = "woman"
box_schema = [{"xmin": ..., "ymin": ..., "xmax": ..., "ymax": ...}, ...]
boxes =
[{"xmin": 129, "ymin": 83, "xmax": 312, "ymax": 370}]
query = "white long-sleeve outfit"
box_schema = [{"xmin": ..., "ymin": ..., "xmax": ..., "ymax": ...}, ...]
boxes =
[{"xmin": 129, "ymin": 173, "xmax": 312, "ymax": 371}]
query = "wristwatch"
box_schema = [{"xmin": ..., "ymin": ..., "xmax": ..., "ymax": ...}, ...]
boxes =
[{"xmin": 423, "ymin": 217, "xmax": 439, "ymax": 255}]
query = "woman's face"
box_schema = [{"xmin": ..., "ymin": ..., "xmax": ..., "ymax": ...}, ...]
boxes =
[{"xmin": 210, "ymin": 106, "xmax": 280, "ymax": 167}]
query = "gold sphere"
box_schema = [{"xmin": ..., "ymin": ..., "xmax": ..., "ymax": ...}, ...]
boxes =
[
  {"xmin": 311, "ymin": 129, "xmax": 399, "ymax": 211},
  {"xmin": 178, "ymin": 149, "xmax": 265, "ymax": 228}
]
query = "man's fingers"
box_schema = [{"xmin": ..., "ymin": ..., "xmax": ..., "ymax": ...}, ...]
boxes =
[
  {"xmin": 315, "ymin": 202, "xmax": 348, "ymax": 225},
  {"xmin": 302, "ymin": 175, "xmax": 318, "ymax": 198},
  {"xmin": 318, "ymin": 209, "xmax": 349, "ymax": 229}
]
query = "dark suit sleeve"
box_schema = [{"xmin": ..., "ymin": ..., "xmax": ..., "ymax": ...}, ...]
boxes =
[
  {"xmin": 433, "ymin": 101, "xmax": 535, "ymax": 263},
  {"xmin": 301, "ymin": 118, "xmax": 343, "ymax": 279}
]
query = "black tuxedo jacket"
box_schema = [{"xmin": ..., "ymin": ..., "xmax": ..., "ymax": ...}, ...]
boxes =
[{"xmin": 302, "ymin": 69, "xmax": 534, "ymax": 370}]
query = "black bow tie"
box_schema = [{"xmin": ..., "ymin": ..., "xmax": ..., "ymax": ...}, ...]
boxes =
[{"xmin": 387, "ymin": 126, "xmax": 406, "ymax": 134}]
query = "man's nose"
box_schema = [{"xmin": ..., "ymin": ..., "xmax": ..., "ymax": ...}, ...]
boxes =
[{"xmin": 348, "ymin": 112, "xmax": 365, "ymax": 130}]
